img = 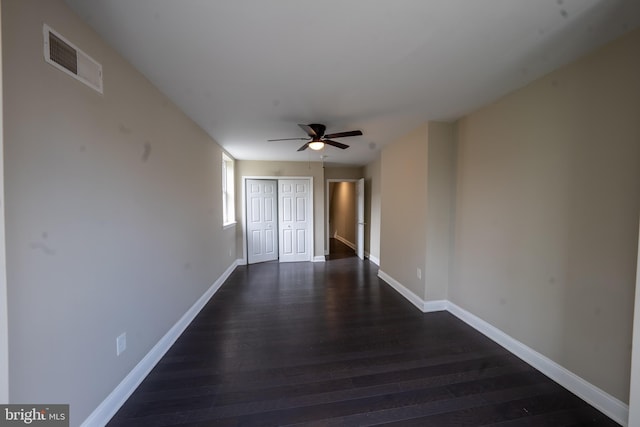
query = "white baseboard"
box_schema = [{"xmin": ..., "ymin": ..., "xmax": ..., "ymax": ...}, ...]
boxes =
[
  {"xmin": 81, "ymin": 260, "xmax": 239, "ymax": 427},
  {"xmin": 377, "ymin": 270, "xmax": 446, "ymax": 313},
  {"xmin": 424, "ymin": 299, "xmax": 448, "ymax": 312},
  {"xmin": 376, "ymin": 270, "xmax": 628, "ymax": 426},
  {"xmin": 378, "ymin": 270, "xmax": 424, "ymax": 311},
  {"xmin": 313, "ymin": 256, "xmax": 326, "ymax": 262},
  {"xmin": 334, "ymin": 234, "xmax": 356, "ymax": 250},
  {"xmin": 236, "ymin": 258, "xmax": 247, "ymax": 266},
  {"xmin": 446, "ymin": 302, "xmax": 629, "ymax": 426},
  {"xmin": 366, "ymin": 252, "xmax": 380, "ymax": 266}
]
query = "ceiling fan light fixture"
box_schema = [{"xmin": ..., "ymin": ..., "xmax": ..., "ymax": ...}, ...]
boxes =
[
  {"xmin": 271, "ymin": 123, "xmax": 362, "ymax": 152},
  {"xmin": 308, "ymin": 141, "xmax": 325, "ymax": 150}
]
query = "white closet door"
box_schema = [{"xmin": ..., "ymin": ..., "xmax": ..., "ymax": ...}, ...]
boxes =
[
  {"xmin": 246, "ymin": 179, "xmax": 278, "ymax": 264},
  {"xmin": 278, "ymin": 179, "xmax": 311, "ymax": 262}
]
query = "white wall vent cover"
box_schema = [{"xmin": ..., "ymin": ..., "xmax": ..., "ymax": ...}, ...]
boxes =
[{"xmin": 43, "ymin": 24, "xmax": 103, "ymax": 94}]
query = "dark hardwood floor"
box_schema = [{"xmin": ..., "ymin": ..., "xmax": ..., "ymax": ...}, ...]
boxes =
[{"xmin": 107, "ymin": 258, "xmax": 619, "ymax": 426}]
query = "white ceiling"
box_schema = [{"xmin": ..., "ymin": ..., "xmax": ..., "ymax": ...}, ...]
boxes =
[{"xmin": 65, "ymin": 0, "xmax": 640, "ymax": 166}]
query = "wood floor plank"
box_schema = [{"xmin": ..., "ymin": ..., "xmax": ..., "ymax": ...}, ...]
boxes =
[{"xmin": 107, "ymin": 247, "xmax": 620, "ymax": 426}]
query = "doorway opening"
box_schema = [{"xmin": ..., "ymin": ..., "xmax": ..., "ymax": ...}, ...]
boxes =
[{"xmin": 325, "ymin": 179, "xmax": 364, "ymax": 260}]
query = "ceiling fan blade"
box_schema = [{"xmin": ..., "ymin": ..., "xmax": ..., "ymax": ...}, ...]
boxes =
[
  {"xmin": 267, "ymin": 137, "xmax": 309, "ymax": 142},
  {"xmin": 324, "ymin": 139, "xmax": 349, "ymax": 149},
  {"xmin": 297, "ymin": 142, "xmax": 310, "ymax": 152},
  {"xmin": 324, "ymin": 130, "xmax": 362, "ymax": 139},
  {"xmin": 298, "ymin": 124, "xmax": 317, "ymax": 137}
]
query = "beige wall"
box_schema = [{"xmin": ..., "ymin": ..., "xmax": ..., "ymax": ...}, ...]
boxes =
[
  {"xmin": 364, "ymin": 155, "xmax": 381, "ymax": 262},
  {"xmin": 424, "ymin": 122, "xmax": 455, "ymax": 301},
  {"xmin": 324, "ymin": 166, "xmax": 363, "ymax": 180},
  {"xmin": 451, "ymin": 28, "xmax": 640, "ymax": 402},
  {"xmin": 329, "ymin": 182, "xmax": 356, "ymax": 245},
  {"xmin": 235, "ymin": 160, "xmax": 325, "ymax": 259},
  {"xmin": 380, "ymin": 124, "xmax": 429, "ymax": 298},
  {"xmin": 3, "ymin": 0, "xmax": 236, "ymax": 424},
  {"xmin": 379, "ymin": 122, "xmax": 456, "ymax": 301}
]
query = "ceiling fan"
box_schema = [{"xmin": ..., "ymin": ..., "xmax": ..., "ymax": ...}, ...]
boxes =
[{"xmin": 268, "ymin": 123, "xmax": 363, "ymax": 151}]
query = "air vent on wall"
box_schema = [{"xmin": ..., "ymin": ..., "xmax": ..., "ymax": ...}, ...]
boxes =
[{"xmin": 43, "ymin": 24, "xmax": 103, "ymax": 94}]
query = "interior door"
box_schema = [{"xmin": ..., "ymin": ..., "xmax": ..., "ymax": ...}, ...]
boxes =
[
  {"xmin": 356, "ymin": 178, "xmax": 365, "ymax": 260},
  {"xmin": 246, "ymin": 179, "xmax": 278, "ymax": 264},
  {"xmin": 279, "ymin": 179, "xmax": 311, "ymax": 262}
]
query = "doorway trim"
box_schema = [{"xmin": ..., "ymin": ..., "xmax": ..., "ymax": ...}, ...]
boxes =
[
  {"xmin": 627, "ymin": 215, "xmax": 640, "ymax": 426},
  {"xmin": 241, "ymin": 176, "xmax": 314, "ymax": 265}
]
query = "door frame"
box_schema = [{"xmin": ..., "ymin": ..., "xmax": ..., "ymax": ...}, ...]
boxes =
[
  {"xmin": 356, "ymin": 178, "xmax": 365, "ymax": 260},
  {"xmin": 241, "ymin": 176, "xmax": 314, "ymax": 264},
  {"xmin": 325, "ymin": 179, "xmax": 362, "ymax": 257}
]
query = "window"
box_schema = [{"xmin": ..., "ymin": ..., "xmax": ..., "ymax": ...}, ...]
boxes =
[{"xmin": 222, "ymin": 153, "xmax": 235, "ymax": 227}]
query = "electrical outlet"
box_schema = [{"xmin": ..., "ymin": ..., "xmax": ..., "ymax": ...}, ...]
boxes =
[
  {"xmin": 116, "ymin": 332, "xmax": 127, "ymax": 356},
  {"xmin": 228, "ymin": 248, "xmax": 232, "ymax": 257},
  {"xmin": 417, "ymin": 268, "xmax": 422, "ymax": 279}
]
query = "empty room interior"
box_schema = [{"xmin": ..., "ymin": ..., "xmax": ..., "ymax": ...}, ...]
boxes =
[{"xmin": 2, "ymin": 0, "xmax": 640, "ymax": 426}]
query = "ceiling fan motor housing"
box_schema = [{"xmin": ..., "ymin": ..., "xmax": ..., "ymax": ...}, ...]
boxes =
[{"xmin": 308, "ymin": 123, "xmax": 326, "ymax": 138}]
